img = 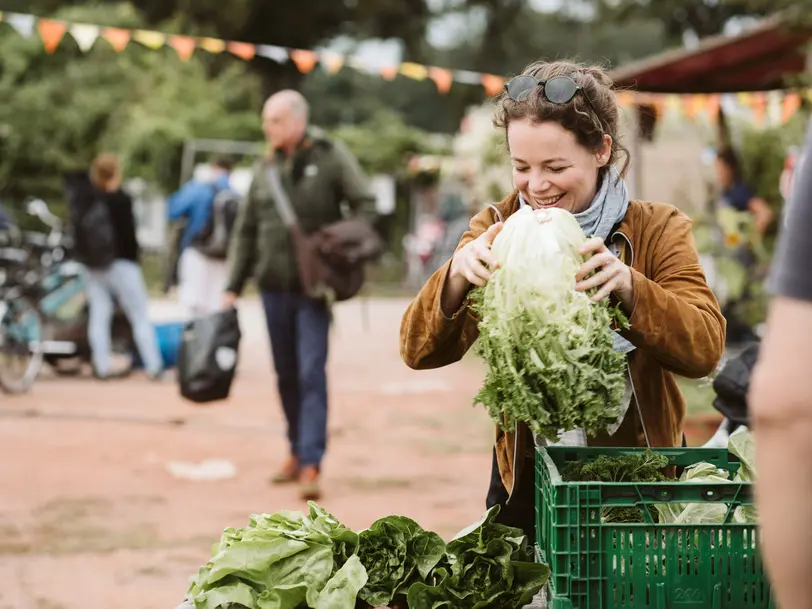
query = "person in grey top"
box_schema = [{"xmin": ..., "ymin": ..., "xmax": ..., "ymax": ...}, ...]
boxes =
[{"xmin": 750, "ymin": 118, "xmax": 812, "ymax": 609}]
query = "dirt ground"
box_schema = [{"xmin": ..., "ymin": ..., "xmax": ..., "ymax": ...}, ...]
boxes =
[{"xmin": 0, "ymin": 297, "xmax": 496, "ymax": 609}]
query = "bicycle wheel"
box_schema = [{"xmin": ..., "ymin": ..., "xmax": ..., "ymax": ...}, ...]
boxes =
[{"xmin": 0, "ymin": 295, "xmax": 45, "ymax": 394}]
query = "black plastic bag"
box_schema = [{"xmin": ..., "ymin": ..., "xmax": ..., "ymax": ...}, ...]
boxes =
[
  {"xmin": 178, "ymin": 309, "xmax": 241, "ymax": 404},
  {"xmin": 711, "ymin": 342, "xmax": 760, "ymax": 425}
]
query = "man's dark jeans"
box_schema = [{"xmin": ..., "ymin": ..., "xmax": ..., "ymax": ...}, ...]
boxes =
[{"xmin": 261, "ymin": 291, "xmax": 330, "ymax": 468}]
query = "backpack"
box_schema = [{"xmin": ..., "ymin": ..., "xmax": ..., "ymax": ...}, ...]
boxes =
[
  {"xmin": 194, "ymin": 187, "xmax": 241, "ymax": 260},
  {"xmin": 78, "ymin": 196, "xmax": 117, "ymax": 269}
]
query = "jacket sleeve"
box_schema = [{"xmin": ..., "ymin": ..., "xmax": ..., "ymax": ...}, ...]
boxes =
[
  {"xmin": 167, "ymin": 181, "xmax": 199, "ymax": 221},
  {"xmin": 399, "ymin": 210, "xmax": 494, "ymax": 370},
  {"xmin": 622, "ymin": 210, "xmax": 726, "ymax": 378},
  {"xmin": 225, "ymin": 179, "xmax": 258, "ymax": 295},
  {"xmin": 333, "ymin": 140, "xmax": 377, "ymax": 223}
]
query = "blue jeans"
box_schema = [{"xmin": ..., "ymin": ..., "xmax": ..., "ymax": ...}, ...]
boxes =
[
  {"xmin": 261, "ymin": 291, "xmax": 330, "ymax": 468},
  {"xmin": 85, "ymin": 260, "xmax": 163, "ymax": 377}
]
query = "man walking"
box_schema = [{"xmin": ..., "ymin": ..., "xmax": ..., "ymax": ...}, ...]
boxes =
[
  {"xmin": 168, "ymin": 157, "xmax": 236, "ymax": 318},
  {"xmin": 223, "ymin": 90, "xmax": 376, "ymax": 500},
  {"xmin": 750, "ymin": 120, "xmax": 812, "ymax": 609}
]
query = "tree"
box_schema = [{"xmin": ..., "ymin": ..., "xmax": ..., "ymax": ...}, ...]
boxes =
[
  {"xmin": 594, "ymin": 0, "xmax": 774, "ymax": 44},
  {"xmin": 0, "ymin": 3, "xmax": 263, "ymax": 210}
]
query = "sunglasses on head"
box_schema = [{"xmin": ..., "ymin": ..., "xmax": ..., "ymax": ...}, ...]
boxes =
[{"xmin": 504, "ymin": 75, "xmax": 597, "ymax": 114}]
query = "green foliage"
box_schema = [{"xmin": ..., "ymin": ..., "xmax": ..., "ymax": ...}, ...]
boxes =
[
  {"xmin": 0, "ymin": 3, "xmax": 263, "ymax": 217},
  {"xmin": 738, "ymin": 113, "xmax": 809, "ymax": 222},
  {"xmin": 562, "ymin": 450, "xmax": 669, "ymax": 524},
  {"xmin": 357, "ymin": 516, "xmax": 446, "ymax": 607},
  {"xmin": 329, "ymin": 110, "xmax": 451, "ymax": 175},
  {"xmin": 562, "ymin": 450, "xmax": 669, "ymax": 484},
  {"xmin": 407, "ymin": 505, "xmax": 549, "ymax": 609}
]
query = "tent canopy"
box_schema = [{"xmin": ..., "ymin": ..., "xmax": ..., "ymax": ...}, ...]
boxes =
[{"xmin": 608, "ymin": 13, "xmax": 811, "ymax": 94}]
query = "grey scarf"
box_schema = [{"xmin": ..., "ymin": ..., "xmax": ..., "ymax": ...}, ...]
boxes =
[{"xmin": 520, "ymin": 166, "xmax": 634, "ymax": 445}]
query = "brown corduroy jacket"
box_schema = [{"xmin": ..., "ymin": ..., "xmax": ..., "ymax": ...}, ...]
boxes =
[{"xmin": 400, "ymin": 193, "xmax": 726, "ymax": 498}]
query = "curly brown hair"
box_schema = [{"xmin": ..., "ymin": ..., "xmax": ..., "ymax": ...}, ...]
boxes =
[{"xmin": 494, "ymin": 59, "xmax": 630, "ymax": 180}]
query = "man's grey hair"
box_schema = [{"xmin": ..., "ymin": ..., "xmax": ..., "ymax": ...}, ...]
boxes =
[{"xmin": 264, "ymin": 89, "xmax": 309, "ymax": 122}]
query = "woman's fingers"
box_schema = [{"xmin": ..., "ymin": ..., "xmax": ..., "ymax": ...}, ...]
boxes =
[
  {"xmin": 576, "ymin": 251, "xmax": 614, "ymax": 281},
  {"xmin": 483, "ymin": 221, "xmax": 504, "ymax": 244},
  {"xmin": 578, "ymin": 236, "xmax": 605, "ymax": 257},
  {"xmin": 576, "ymin": 267, "xmax": 615, "ymax": 293},
  {"xmin": 473, "ymin": 241, "xmax": 500, "ymax": 270},
  {"xmin": 464, "ymin": 258, "xmax": 493, "ymax": 286},
  {"xmin": 590, "ymin": 278, "xmax": 619, "ymax": 302}
]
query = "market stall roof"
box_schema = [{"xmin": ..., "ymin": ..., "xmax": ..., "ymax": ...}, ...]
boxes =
[{"xmin": 608, "ymin": 12, "xmax": 812, "ymax": 94}]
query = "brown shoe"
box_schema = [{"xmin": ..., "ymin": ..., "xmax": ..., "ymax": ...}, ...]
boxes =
[
  {"xmin": 270, "ymin": 456, "xmax": 300, "ymax": 485},
  {"xmin": 299, "ymin": 466, "xmax": 321, "ymax": 501}
]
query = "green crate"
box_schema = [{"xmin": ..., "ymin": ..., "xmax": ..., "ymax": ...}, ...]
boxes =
[{"xmin": 535, "ymin": 446, "xmax": 774, "ymax": 609}]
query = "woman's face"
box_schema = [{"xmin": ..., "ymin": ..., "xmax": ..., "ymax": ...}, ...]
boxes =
[{"xmin": 508, "ymin": 118, "xmax": 611, "ymax": 214}]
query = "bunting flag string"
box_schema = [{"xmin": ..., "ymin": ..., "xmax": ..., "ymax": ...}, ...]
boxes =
[{"xmin": 1, "ymin": 10, "xmax": 809, "ymax": 121}]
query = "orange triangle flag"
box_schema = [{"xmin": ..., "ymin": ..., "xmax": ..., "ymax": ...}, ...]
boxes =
[
  {"xmin": 782, "ymin": 92, "xmax": 802, "ymax": 124},
  {"xmin": 38, "ymin": 19, "xmax": 67, "ymax": 54},
  {"xmin": 169, "ymin": 36, "xmax": 196, "ymax": 61},
  {"xmin": 227, "ymin": 41, "xmax": 256, "ymax": 61},
  {"xmin": 102, "ymin": 27, "xmax": 131, "ymax": 52},
  {"xmin": 481, "ymin": 74, "xmax": 505, "ymax": 97},
  {"xmin": 380, "ymin": 65, "xmax": 398, "ymax": 81},
  {"xmin": 615, "ymin": 91, "xmax": 635, "ymax": 108},
  {"xmin": 752, "ymin": 93, "xmax": 767, "ymax": 126},
  {"xmin": 428, "ymin": 67, "xmax": 453, "ymax": 94},
  {"xmin": 707, "ymin": 94, "xmax": 721, "ymax": 122},
  {"xmin": 290, "ymin": 49, "xmax": 318, "ymax": 74}
]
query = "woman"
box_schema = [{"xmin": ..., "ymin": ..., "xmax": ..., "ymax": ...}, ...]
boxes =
[
  {"xmin": 714, "ymin": 147, "xmax": 773, "ymax": 237},
  {"xmin": 80, "ymin": 154, "xmax": 163, "ymax": 380},
  {"xmin": 399, "ymin": 60, "xmax": 726, "ymax": 538}
]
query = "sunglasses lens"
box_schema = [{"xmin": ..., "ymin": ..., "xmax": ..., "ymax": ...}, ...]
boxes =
[
  {"xmin": 544, "ymin": 76, "xmax": 578, "ymax": 104},
  {"xmin": 506, "ymin": 76, "xmax": 538, "ymax": 102}
]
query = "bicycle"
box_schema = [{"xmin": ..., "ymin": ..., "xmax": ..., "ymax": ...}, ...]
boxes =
[{"xmin": 0, "ymin": 230, "xmax": 45, "ymax": 394}]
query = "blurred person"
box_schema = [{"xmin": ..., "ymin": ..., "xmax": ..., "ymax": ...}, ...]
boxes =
[
  {"xmin": 223, "ymin": 90, "xmax": 376, "ymax": 501},
  {"xmin": 400, "ymin": 59, "xmax": 724, "ymax": 539},
  {"xmin": 168, "ymin": 157, "xmax": 235, "ymax": 318},
  {"xmin": 75, "ymin": 154, "xmax": 163, "ymax": 380},
  {"xmin": 714, "ymin": 147, "xmax": 774, "ymax": 236},
  {"xmin": 749, "ymin": 121, "xmax": 812, "ymax": 609},
  {"xmin": 714, "ymin": 147, "xmax": 774, "ymax": 345}
]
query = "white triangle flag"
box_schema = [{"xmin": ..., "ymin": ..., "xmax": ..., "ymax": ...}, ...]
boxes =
[
  {"xmin": 7, "ymin": 13, "xmax": 35, "ymax": 38},
  {"xmin": 70, "ymin": 23, "xmax": 100, "ymax": 52}
]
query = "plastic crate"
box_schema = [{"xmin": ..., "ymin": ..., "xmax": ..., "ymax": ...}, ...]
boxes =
[{"xmin": 535, "ymin": 446, "xmax": 774, "ymax": 609}]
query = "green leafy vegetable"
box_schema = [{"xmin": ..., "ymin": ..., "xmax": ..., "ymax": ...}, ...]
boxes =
[
  {"xmin": 187, "ymin": 502, "xmax": 366, "ymax": 609},
  {"xmin": 562, "ymin": 451, "xmax": 669, "ymax": 523},
  {"xmin": 729, "ymin": 428, "xmax": 758, "ymax": 523},
  {"xmin": 653, "ymin": 430, "xmax": 758, "ymax": 525},
  {"xmin": 470, "ymin": 206, "xmax": 628, "ymax": 442},
  {"xmin": 406, "ymin": 506, "xmax": 549, "ymax": 609},
  {"xmin": 357, "ymin": 516, "xmax": 446, "ymax": 607}
]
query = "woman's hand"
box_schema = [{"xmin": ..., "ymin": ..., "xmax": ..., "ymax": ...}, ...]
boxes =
[
  {"xmin": 449, "ymin": 222, "xmax": 503, "ymax": 287},
  {"xmin": 575, "ymin": 237, "xmax": 634, "ymax": 313},
  {"xmin": 441, "ymin": 222, "xmax": 503, "ymax": 316}
]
